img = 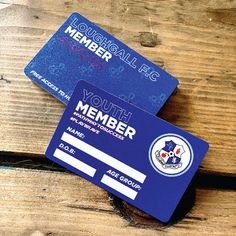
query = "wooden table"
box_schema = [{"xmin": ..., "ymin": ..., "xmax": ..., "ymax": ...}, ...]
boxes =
[{"xmin": 0, "ymin": 0, "xmax": 235, "ymax": 235}]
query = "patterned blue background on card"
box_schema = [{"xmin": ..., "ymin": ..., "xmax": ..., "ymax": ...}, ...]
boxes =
[
  {"xmin": 45, "ymin": 81, "xmax": 209, "ymax": 222},
  {"xmin": 24, "ymin": 12, "xmax": 178, "ymax": 114}
]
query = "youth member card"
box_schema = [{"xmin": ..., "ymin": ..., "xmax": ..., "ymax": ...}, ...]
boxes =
[
  {"xmin": 45, "ymin": 80, "xmax": 209, "ymax": 222},
  {"xmin": 24, "ymin": 12, "xmax": 178, "ymax": 115}
]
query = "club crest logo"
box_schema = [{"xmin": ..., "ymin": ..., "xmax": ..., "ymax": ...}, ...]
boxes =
[{"xmin": 149, "ymin": 134, "xmax": 193, "ymax": 177}]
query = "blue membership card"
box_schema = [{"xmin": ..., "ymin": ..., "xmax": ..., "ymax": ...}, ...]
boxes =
[
  {"xmin": 24, "ymin": 12, "xmax": 178, "ymax": 114},
  {"xmin": 45, "ymin": 80, "xmax": 209, "ymax": 222}
]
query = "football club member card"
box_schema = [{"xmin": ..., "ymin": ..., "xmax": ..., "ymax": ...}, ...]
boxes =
[
  {"xmin": 24, "ymin": 12, "xmax": 178, "ymax": 114},
  {"xmin": 45, "ymin": 80, "xmax": 209, "ymax": 222}
]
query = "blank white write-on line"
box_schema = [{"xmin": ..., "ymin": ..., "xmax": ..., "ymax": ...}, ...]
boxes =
[
  {"xmin": 101, "ymin": 174, "xmax": 138, "ymax": 200},
  {"xmin": 61, "ymin": 132, "xmax": 147, "ymax": 184},
  {"xmin": 53, "ymin": 148, "xmax": 97, "ymax": 177}
]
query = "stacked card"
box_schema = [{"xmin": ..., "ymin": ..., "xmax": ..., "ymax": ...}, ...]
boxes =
[
  {"xmin": 45, "ymin": 81, "xmax": 208, "ymax": 222},
  {"xmin": 24, "ymin": 12, "xmax": 178, "ymax": 115},
  {"xmin": 24, "ymin": 12, "xmax": 208, "ymax": 223}
]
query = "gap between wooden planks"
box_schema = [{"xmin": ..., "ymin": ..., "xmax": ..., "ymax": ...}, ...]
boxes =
[
  {"xmin": 0, "ymin": 167, "xmax": 235, "ymax": 236},
  {"xmin": 0, "ymin": 0, "xmax": 235, "ymax": 175}
]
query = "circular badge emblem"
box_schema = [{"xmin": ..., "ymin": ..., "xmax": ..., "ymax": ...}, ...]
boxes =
[{"xmin": 149, "ymin": 134, "xmax": 193, "ymax": 177}]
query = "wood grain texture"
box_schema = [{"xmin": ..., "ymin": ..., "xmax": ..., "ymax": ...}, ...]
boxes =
[
  {"xmin": 0, "ymin": 1, "xmax": 235, "ymax": 175},
  {"xmin": 0, "ymin": 167, "xmax": 235, "ymax": 236}
]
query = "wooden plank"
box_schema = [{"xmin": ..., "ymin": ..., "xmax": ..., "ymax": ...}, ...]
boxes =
[
  {"xmin": 0, "ymin": 0, "xmax": 235, "ymax": 175},
  {"xmin": 0, "ymin": 167, "xmax": 235, "ymax": 235}
]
